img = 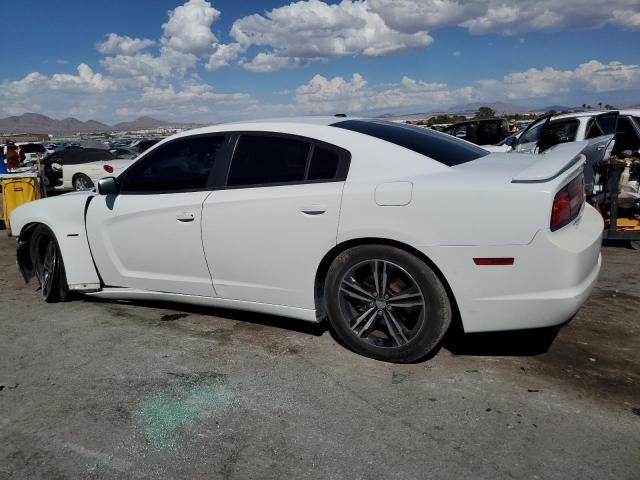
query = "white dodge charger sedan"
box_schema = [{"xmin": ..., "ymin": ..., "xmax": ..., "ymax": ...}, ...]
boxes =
[{"xmin": 10, "ymin": 117, "xmax": 603, "ymax": 362}]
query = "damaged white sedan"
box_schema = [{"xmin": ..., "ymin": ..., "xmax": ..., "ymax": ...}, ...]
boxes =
[{"xmin": 10, "ymin": 118, "xmax": 603, "ymax": 362}]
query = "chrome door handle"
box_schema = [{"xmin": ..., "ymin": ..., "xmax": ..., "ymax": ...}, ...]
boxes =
[
  {"xmin": 176, "ymin": 212, "xmax": 195, "ymax": 222},
  {"xmin": 300, "ymin": 203, "xmax": 327, "ymax": 215}
]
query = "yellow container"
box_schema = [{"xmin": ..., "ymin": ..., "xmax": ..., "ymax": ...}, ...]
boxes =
[{"xmin": 1, "ymin": 175, "xmax": 41, "ymax": 231}]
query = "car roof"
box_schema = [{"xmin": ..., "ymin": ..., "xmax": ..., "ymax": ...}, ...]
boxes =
[
  {"xmin": 173, "ymin": 116, "xmax": 367, "ymax": 138},
  {"xmin": 223, "ymin": 116, "xmax": 358, "ymax": 127},
  {"xmin": 551, "ymin": 109, "xmax": 640, "ymax": 121}
]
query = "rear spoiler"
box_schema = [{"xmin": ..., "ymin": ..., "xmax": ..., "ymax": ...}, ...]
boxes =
[{"xmin": 511, "ymin": 141, "xmax": 588, "ymax": 183}]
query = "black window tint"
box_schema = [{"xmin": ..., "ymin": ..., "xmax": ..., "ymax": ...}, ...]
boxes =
[
  {"xmin": 332, "ymin": 120, "xmax": 488, "ymax": 166},
  {"xmin": 121, "ymin": 136, "xmax": 224, "ymax": 193},
  {"xmin": 228, "ymin": 135, "xmax": 310, "ymax": 186},
  {"xmin": 308, "ymin": 146, "xmax": 339, "ymax": 180}
]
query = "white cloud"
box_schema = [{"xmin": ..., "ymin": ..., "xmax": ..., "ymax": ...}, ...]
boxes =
[
  {"xmin": 227, "ymin": 0, "xmax": 431, "ymax": 72},
  {"xmin": 100, "ymin": 48, "xmax": 197, "ymax": 85},
  {"xmin": 97, "ymin": 33, "xmax": 156, "ymax": 55},
  {"xmin": 294, "ymin": 73, "xmax": 471, "ymax": 113},
  {"xmin": 452, "ymin": 51, "xmax": 461, "ymax": 57},
  {"xmin": 611, "ymin": 9, "xmax": 640, "ymax": 29},
  {"xmin": 368, "ymin": 0, "xmax": 640, "ymax": 35},
  {"xmin": 99, "ymin": 0, "xmax": 221, "ymax": 84},
  {"xmin": 293, "ymin": 59, "xmax": 640, "ymax": 115},
  {"xmin": 206, "ymin": 42, "xmax": 246, "ymax": 70},
  {"xmin": 241, "ymin": 53, "xmax": 307, "ymax": 73},
  {"xmin": 161, "ymin": 0, "xmax": 219, "ymax": 55}
]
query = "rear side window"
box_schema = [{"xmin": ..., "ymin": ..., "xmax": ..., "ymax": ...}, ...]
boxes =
[
  {"xmin": 226, "ymin": 135, "xmax": 349, "ymax": 187},
  {"xmin": 332, "ymin": 120, "xmax": 488, "ymax": 166},
  {"xmin": 121, "ymin": 135, "xmax": 224, "ymax": 193},
  {"xmin": 308, "ymin": 146, "xmax": 339, "ymax": 180},
  {"xmin": 228, "ymin": 135, "xmax": 309, "ymax": 186}
]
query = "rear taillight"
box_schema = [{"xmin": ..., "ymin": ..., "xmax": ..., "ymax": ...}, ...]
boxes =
[
  {"xmin": 551, "ymin": 175, "xmax": 584, "ymax": 231},
  {"xmin": 103, "ymin": 165, "xmax": 114, "ymax": 174}
]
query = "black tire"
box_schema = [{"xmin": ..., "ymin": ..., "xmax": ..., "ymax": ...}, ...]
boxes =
[
  {"xmin": 325, "ymin": 245, "xmax": 451, "ymax": 363},
  {"xmin": 73, "ymin": 173, "xmax": 94, "ymax": 191},
  {"xmin": 29, "ymin": 225, "xmax": 70, "ymax": 303},
  {"xmin": 630, "ymin": 240, "xmax": 640, "ymax": 251}
]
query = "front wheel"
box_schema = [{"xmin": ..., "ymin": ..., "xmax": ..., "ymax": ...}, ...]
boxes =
[
  {"xmin": 29, "ymin": 225, "xmax": 70, "ymax": 302},
  {"xmin": 630, "ymin": 240, "xmax": 640, "ymax": 251},
  {"xmin": 73, "ymin": 173, "xmax": 94, "ymax": 191},
  {"xmin": 325, "ymin": 245, "xmax": 451, "ymax": 363}
]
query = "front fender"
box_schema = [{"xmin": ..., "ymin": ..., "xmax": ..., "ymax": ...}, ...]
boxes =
[{"xmin": 10, "ymin": 192, "xmax": 101, "ymax": 290}]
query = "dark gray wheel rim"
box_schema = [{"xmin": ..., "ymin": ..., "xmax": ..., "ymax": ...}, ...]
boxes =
[
  {"xmin": 338, "ymin": 259, "xmax": 426, "ymax": 348},
  {"xmin": 40, "ymin": 239, "xmax": 57, "ymax": 299},
  {"xmin": 74, "ymin": 175, "xmax": 91, "ymax": 191}
]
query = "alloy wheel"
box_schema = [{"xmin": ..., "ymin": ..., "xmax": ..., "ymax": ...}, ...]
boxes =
[
  {"xmin": 338, "ymin": 259, "xmax": 426, "ymax": 348},
  {"xmin": 40, "ymin": 239, "xmax": 58, "ymax": 299}
]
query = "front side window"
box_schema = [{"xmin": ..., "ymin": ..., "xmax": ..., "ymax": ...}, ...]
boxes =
[{"xmin": 121, "ymin": 135, "xmax": 224, "ymax": 193}]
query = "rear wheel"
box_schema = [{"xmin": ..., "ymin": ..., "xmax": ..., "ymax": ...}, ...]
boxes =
[
  {"xmin": 325, "ymin": 245, "xmax": 451, "ymax": 363},
  {"xmin": 73, "ymin": 173, "xmax": 93, "ymax": 191},
  {"xmin": 29, "ymin": 225, "xmax": 70, "ymax": 302}
]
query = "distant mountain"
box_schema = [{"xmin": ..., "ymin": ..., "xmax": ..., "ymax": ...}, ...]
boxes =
[
  {"xmin": 0, "ymin": 113, "xmax": 197, "ymax": 135},
  {"xmin": 448, "ymin": 101, "xmax": 530, "ymax": 114},
  {"xmin": 112, "ymin": 116, "xmax": 175, "ymax": 131},
  {"xmin": 531, "ymin": 105, "xmax": 572, "ymax": 113}
]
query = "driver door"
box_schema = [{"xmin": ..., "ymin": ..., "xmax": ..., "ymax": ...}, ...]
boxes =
[{"xmin": 86, "ymin": 134, "xmax": 228, "ymax": 297}]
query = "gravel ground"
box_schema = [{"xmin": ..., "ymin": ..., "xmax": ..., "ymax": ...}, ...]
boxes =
[{"xmin": 0, "ymin": 230, "xmax": 638, "ymax": 479}]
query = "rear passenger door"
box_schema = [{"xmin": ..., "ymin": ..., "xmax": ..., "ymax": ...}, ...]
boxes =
[{"xmin": 201, "ymin": 133, "xmax": 350, "ymax": 310}]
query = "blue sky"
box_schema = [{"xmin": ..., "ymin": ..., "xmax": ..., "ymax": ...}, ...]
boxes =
[{"xmin": 1, "ymin": 0, "xmax": 639, "ymax": 123}]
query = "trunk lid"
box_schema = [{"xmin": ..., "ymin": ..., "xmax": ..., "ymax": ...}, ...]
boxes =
[{"xmin": 453, "ymin": 141, "xmax": 587, "ymax": 186}]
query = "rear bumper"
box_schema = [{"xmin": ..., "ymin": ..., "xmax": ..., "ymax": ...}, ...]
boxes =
[{"xmin": 421, "ymin": 204, "xmax": 603, "ymax": 333}]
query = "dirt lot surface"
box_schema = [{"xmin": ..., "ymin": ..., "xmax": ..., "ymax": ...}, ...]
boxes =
[{"xmin": 0, "ymin": 231, "xmax": 638, "ymax": 479}]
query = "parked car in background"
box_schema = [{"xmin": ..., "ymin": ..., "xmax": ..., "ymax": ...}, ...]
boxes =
[
  {"xmin": 130, "ymin": 139, "xmax": 159, "ymax": 154},
  {"xmin": 109, "ymin": 147, "xmax": 138, "ymax": 159},
  {"xmin": 11, "ymin": 117, "xmax": 602, "ymax": 363},
  {"xmin": 497, "ymin": 110, "xmax": 636, "ymax": 195},
  {"xmin": 440, "ymin": 118, "xmax": 510, "ymax": 145},
  {"xmin": 16, "ymin": 142, "xmax": 53, "ymax": 162},
  {"xmin": 44, "ymin": 148, "xmax": 134, "ymax": 191}
]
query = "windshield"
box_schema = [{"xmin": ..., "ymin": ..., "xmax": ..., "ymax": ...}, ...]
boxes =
[{"xmin": 332, "ymin": 119, "xmax": 488, "ymax": 166}]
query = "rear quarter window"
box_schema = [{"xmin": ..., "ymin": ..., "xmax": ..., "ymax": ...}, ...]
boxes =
[{"xmin": 332, "ymin": 120, "xmax": 488, "ymax": 166}]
